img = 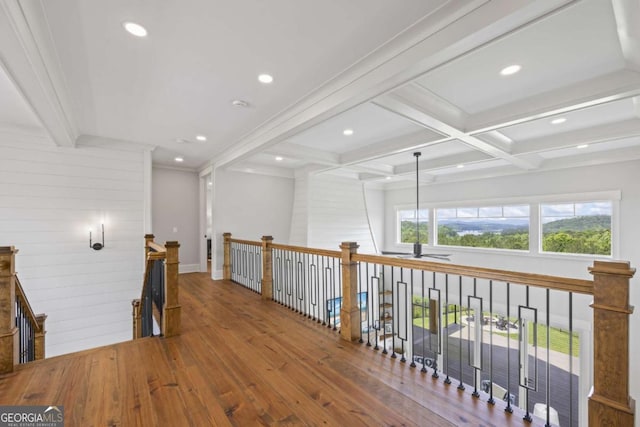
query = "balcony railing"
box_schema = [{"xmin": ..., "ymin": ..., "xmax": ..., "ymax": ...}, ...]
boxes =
[{"xmin": 223, "ymin": 233, "xmax": 635, "ymax": 427}]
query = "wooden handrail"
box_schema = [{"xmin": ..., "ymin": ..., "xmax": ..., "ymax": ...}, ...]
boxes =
[
  {"xmin": 229, "ymin": 238, "xmax": 262, "ymax": 247},
  {"xmin": 353, "ymin": 253, "xmax": 594, "ymax": 295},
  {"xmin": 15, "ymin": 277, "xmax": 43, "ymax": 333},
  {"xmin": 271, "ymin": 243, "xmax": 341, "ymax": 258},
  {"xmin": 147, "ymin": 241, "xmax": 166, "ymax": 254}
]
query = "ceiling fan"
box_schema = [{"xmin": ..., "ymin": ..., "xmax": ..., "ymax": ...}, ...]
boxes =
[{"xmin": 382, "ymin": 152, "xmax": 450, "ymax": 261}]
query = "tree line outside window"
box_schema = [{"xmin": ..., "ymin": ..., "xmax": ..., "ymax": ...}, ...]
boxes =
[{"xmin": 398, "ymin": 201, "xmax": 612, "ymax": 256}]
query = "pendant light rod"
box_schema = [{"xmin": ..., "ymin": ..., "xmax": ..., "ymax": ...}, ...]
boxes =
[{"xmin": 414, "ymin": 152, "xmax": 421, "ymax": 256}]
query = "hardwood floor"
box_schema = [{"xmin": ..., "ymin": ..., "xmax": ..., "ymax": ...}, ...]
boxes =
[{"xmin": 0, "ymin": 273, "xmax": 547, "ymax": 426}]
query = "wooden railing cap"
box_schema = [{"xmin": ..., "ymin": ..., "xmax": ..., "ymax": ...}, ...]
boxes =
[
  {"xmin": 0, "ymin": 246, "xmax": 17, "ymax": 254},
  {"xmin": 165, "ymin": 241, "xmax": 180, "ymax": 248},
  {"xmin": 589, "ymin": 260, "xmax": 636, "ymax": 278},
  {"xmin": 262, "ymin": 235, "xmax": 274, "ymax": 241}
]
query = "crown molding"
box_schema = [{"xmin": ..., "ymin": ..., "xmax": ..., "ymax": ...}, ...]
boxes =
[{"xmin": 0, "ymin": 0, "xmax": 78, "ymax": 147}]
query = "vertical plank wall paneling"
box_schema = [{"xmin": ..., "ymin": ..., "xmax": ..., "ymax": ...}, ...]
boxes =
[
  {"xmin": 0, "ymin": 135, "xmax": 145, "ymax": 357},
  {"xmin": 288, "ymin": 173, "xmax": 309, "ymax": 247},
  {"xmin": 289, "ymin": 174, "xmax": 376, "ymax": 253}
]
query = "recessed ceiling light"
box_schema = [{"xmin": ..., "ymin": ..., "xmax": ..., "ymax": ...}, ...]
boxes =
[
  {"xmin": 457, "ymin": 164, "xmax": 465, "ymax": 169},
  {"xmin": 551, "ymin": 117, "xmax": 567, "ymax": 125},
  {"xmin": 500, "ymin": 64, "xmax": 521, "ymax": 76},
  {"xmin": 174, "ymin": 157, "xmax": 184, "ymax": 162},
  {"xmin": 275, "ymin": 156, "xmax": 283, "ymax": 161},
  {"xmin": 577, "ymin": 144, "xmax": 589, "ymax": 149},
  {"xmin": 123, "ymin": 22, "xmax": 148, "ymax": 37},
  {"xmin": 196, "ymin": 135, "xmax": 207, "ymax": 142},
  {"xmin": 343, "ymin": 129, "xmax": 354, "ymax": 136},
  {"xmin": 385, "ymin": 176, "xmax": 392, "ymax": 180},
  {"xmin": 258, "ymin": 74, "xmax": 273, "ymax": 84},
  {"xmin": 232, "ymin": 99, "xmax": 249, "ymax": 108}
]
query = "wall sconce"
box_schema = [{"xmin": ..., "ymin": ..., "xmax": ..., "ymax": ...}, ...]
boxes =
[{"xmin": 90, "ymin": 224, "xmax": 105, "ymax": 250}]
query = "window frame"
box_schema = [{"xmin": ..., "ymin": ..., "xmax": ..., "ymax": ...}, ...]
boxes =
[{"xmin": 393, "ymin": 191, "xmax": 620, "ymax": 259}]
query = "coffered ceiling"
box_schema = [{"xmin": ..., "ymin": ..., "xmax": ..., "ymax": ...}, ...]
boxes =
[{"xmin": 1, "ymin": 0, "xmax": 639, "ymax": 187}]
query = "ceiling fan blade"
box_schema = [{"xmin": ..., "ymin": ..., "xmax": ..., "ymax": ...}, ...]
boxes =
[
  {"xmin": 381, "ymin": 251, "xmax": 412, "ymax": 255},
  {"xmin": 419, "ymin": 254, "xmax": 451, "ymax": 260}
]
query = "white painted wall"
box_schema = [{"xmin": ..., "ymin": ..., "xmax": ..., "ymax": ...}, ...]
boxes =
[
  {"xmin": 0, "ymin": 134, "xmax": 146, "ymax": 357},
  {"xmin": 289, "ymin": 173, "xmax": 377, "ymax": 253},
  {"xmin": 152, "ymin": 167, "xmax": 200, "ymax": 272},
  {"xmin": 212, "ymin": 169, "xmax": 294, "ymax": 278},
  {"xmin": 383, "ymin": 160, "xmax": 640, "ymax": 403},
  {"xmin": 288, "ymin": 172, "xmax": 309, "ymax": 247}
]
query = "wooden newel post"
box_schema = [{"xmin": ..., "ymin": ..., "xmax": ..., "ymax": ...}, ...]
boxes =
[
  {"xmin": 163, "ymin": 241, "xmax": 181, "ymax": 338},
  {"xmin": 0, "ymin": 246, "xmax": 18, "ymax": 374},
  {"xmin": 34, "ymin": 314, "xmax": 46, "ymax": 360},
  {"xmin": 131, "ymin": 299, "xmax": 142, "ymax": 339},
  {"xmin": 223, "ymin": 233, "xmax": 232, "ymax": 281},
  {"xmin": 588, "ymin": 260, "xmax": 636, "ymax": 427},
  {"xmin": 261, "ymin": 236, "xmax": 273, "ymax": 300},
  {"xmin": 340, "ymin": 242, "xmax": 360, "ymax": 342},
  {"xmin": 144, "ymin": 234, "xmax": 155, "ymax": 258}
]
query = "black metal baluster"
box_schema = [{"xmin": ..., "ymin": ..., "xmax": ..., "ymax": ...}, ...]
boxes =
[
  {"xmin": 569, "ymin": 292, "xmax": 574, "ymax": 427},
  {"xmin": 431, "ymin": 271, "xmax": 439, "ymax": 379},
  {"xmin": 457, "ymin": 276, "xmax": 465, "ymax": 391},
  {"xmin": 392, "ymin": 268, "xmax": 401, "ymax": 359},
  {"xmin": 471, "ymin": 278, "xmax": 479, "ymax": 398},
  {"xmin": 322, "ymin": 256, "xmax": 328, "ymax": 326},
  {"xmin": 505, "ymin": 282, "xmax": 513, "ymax": 414},
  {"xmin": 545, "ymin": 289, "xmax": 551, "ymax": 427},
  {"xmin": 331, "ymin": 258, "xmax": 342, "ymax": 331},
  {"xmin": 358, "ymin": 261, "xmax": 364, "ymax": 343},
  {"xmin": 366, "ymin": 262, "xmax": 372, "ymax": 347},
  {"xmin": 488, "ymin": 280, "xmax": 495, "ymax": 405},
  {"xmin": 444, "ymin": 274, "xmax": 451, "ymax": 385},
  {"xmin": 420, "ymin": 271, "xmax": 427, "ymax": 373},
  {"xmin": 523, "ymin": 286, "xmax": 532, "ymax": 423}
]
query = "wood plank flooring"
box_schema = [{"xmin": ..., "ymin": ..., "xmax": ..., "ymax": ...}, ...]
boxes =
[{"xmin": 0, "ymin": 273, "xmax": 548, "ymax": 426}]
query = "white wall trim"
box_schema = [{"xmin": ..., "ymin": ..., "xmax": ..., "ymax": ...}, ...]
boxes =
[
  {"xmin": 212, "ymin": 269, "xmax": 223, "ymax": 280},
  {"xmin": 143, "ymin": 150, "xmax": 152, "ymax": 235},
  {"xmin": 179, "ymin": 263, "xmax": 200, "ymax": 274}
]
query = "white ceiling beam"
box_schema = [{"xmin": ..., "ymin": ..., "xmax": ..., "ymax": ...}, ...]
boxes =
[
  {"xmin": 422, "ymin": 145, "xmax": 640, "ymax": 186},
  {"xmin": 339, "ymin": 130, "xmax": 446, "ymax": 166},
  {"xmin": 0, "ymin": 1, "xmax": 78, "ymax": 147},
  {"xmin": 393, "ymin": 150, "xmax": 492, "ymax": 175},
  {"xmin": 212, "ymin": 0, "xmax": 575, "ymax": 169},
  {"xmin": 467, "ymin": 70, "xmax": 640, "ymax": 133},
  {"xmin": 263, "ymin": 142, "xmax": 340, "ymax": 166},
  {"xmin": 226, "ymin": 162, "xmax": 295, "ymax": 179},
  {"xmin": 612, "ymin": 0, "xmax": 640, "ymax": 71},
  {"xmin": 375, "ymin": 90, "xmax": 540, "ymax": 169},
  {"xmin": 511, "ymin": 118, "xmax": 640, "ymax": 155}
]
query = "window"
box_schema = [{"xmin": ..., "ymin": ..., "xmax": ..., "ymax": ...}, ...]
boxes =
[
  {"xmin": 436, "ymin": 205, "xmax": 530, "ymax": 250},
  {"xmin": 541, "ymin": 202, "xmax": 611, "ymax": 255},
  {"xmin": 398, "ymin": 208, "xmax": 428, "ymax": 244}
]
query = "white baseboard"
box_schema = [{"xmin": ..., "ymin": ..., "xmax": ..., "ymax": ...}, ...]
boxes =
[
  {"xmin": 179, "ymin": 263, "xmax": 200, "ymax": 274},
  {"xmin": 212, "ymin": 269, "xmax": 223, "ymax": 280}
]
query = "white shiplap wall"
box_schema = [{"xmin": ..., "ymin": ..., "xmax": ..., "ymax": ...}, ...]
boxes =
[
  {"xmin": 0, "ymin": 133, "xmax": 145, "ymax": 357},
  {"xmin": 290, "ymin": 173, "xmax": 376, "ymax": 253},
  {"xmin": 288, "ymin": 172, "xmax": 309, "ymax": 247}
]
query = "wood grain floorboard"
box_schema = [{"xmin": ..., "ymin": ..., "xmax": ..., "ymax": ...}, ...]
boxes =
[{"xmin": 0, "ymin": 272, "xmax": 549, "ymax": 426}]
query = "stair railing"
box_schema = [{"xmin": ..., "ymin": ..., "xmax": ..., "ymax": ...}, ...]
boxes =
[{"xmin": 0, "ymin": 246, "xmax": 46, "ymax": 374}]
